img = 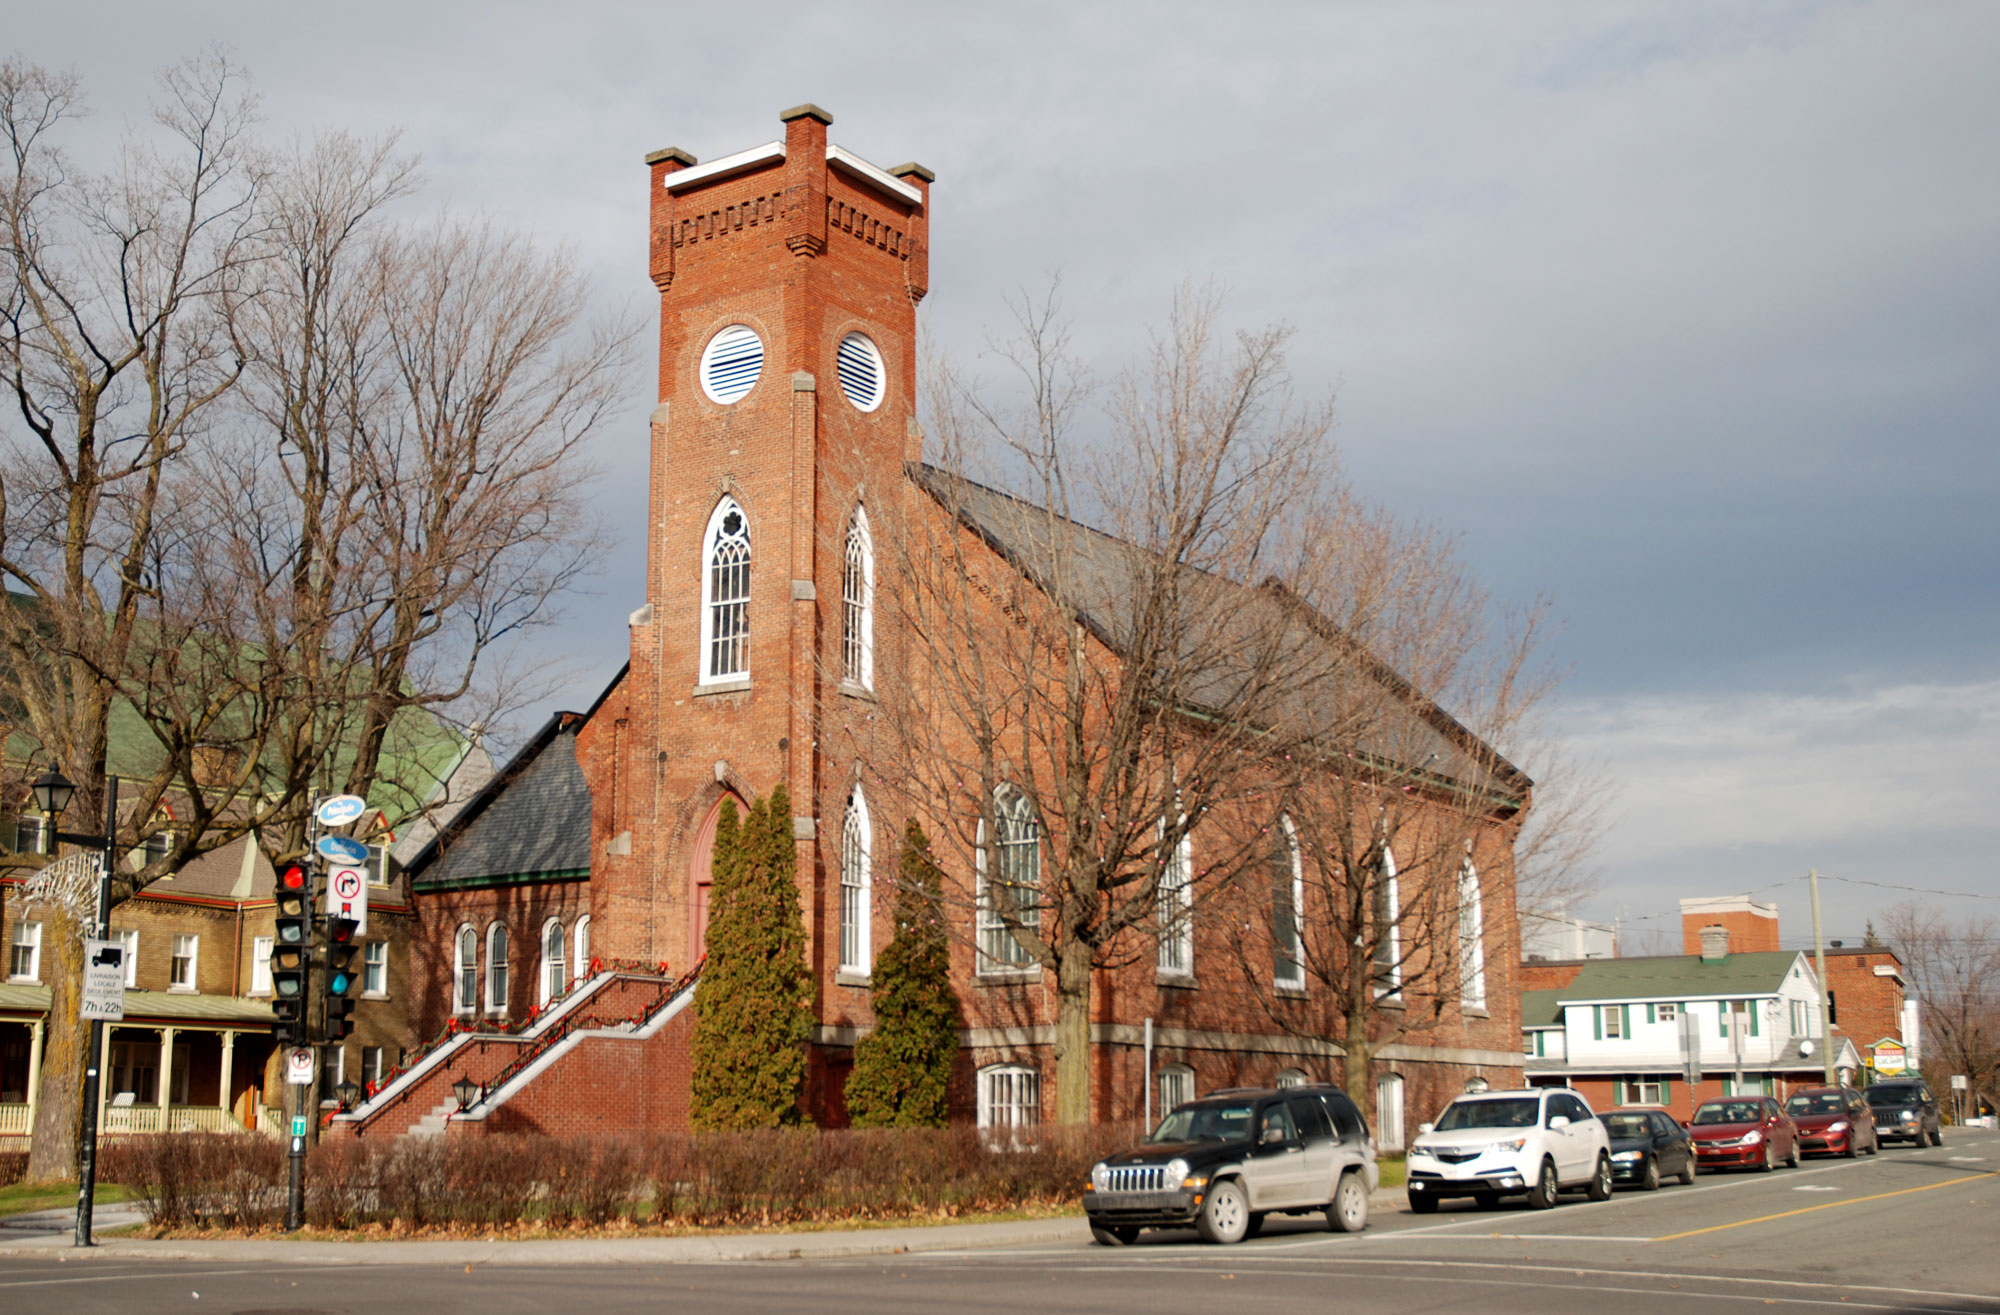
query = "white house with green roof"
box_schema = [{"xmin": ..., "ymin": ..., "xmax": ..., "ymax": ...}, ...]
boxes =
[{"xmin": 1522, "ymin": 945, "xmax": 1862, "ymax": 1120}]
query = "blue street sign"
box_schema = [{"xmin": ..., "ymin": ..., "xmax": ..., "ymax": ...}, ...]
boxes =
[
  {"xmin": 314, "ymin": 794, "xmax": 368, "ymax": 827},
  {"xmin": 317, "ymin": 834, "xmax": 370, "ymax": 865}
]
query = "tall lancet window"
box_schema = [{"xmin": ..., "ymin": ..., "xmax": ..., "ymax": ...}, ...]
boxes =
[
  {"xmin": 842, "ymin": 506, "xmax": 874, "ymax": 690},
  {"xmin": 702, "ymin": 498, "xmax": 751, "ymax": 682}
]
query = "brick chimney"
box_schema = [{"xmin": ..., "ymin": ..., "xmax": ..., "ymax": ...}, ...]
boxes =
[
  {"xmin": 1680, "ymin": 895, "xmax": 1779, "ymax": 954},
  {"xmin": 1699, "ymin": 925, "xmax": 1731, "ymax": 962}
]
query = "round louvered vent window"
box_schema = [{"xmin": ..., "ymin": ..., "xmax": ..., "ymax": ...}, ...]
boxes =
[
  {"xmin": 700, "ymin": 324, "xmax": 764, "ymax": 404},
  {"xmin": 835, "ymin": 332, "xmax": 885, "ymax": 413}
]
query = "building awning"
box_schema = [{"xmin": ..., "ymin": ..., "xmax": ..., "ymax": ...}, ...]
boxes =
[{"xmin": 0, "ymin": 982, "xmax": 274, "ymax": 1025}]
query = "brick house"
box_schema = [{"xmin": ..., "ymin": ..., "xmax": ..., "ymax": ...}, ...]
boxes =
[{"xmin": 342, "ymin": 103, "xmax": 1531, "ymax": 1147}]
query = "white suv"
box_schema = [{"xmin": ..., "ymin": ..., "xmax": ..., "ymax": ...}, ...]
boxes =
[{"xmin": 1405, "ymin": 1088, "xmax": 1613, "ymax": 1212}]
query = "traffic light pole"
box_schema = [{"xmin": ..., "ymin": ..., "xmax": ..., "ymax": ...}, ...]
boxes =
[
  {"xmin": 73, "ymin": 777, "xmax": 118, "ymax": 1248},
  {"xmin": 284, "ymin": 806, "xmax": 319, "ymax": 1232}
]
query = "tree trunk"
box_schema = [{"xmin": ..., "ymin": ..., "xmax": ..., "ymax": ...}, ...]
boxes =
[
  {"xmin": 24, "ymin": 907, "xmax": 85, "ymax": 1183},
  {"xmin": 1342, "ymin": 1006, "xmax": 1373, "ymax": 1104},
  {"xmin": 1052, "ymin": 942, "xmax": 1094, "ymax": 1125}
]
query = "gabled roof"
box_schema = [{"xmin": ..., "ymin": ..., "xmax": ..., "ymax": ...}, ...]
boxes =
[
  {"xmin": 1522, "ymin": 988, "xmax": 1566, "ymax": 1027},
  {"xmin": 904, "ymin": 463, "xmax": 1527, "ymax": 802},
  {"xmin": 1550, "ymin": 951, "xmax": 1806, "ymax": 1005},
  {"xmin": 403, "ymin": 709, "xmax": 595, "ymax": 891}
]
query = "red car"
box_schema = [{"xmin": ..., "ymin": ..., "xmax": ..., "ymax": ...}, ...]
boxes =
[
  {"xmin": 1690, "ymin": 1096, "xmax": 1798, "ymax": 1172},
  {"xmin": 1784, "ymin": 1087, "xmax": 1878, "ymax": 1158}
]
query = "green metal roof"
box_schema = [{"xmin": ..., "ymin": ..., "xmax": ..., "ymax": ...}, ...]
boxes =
[
  {"xmin": 0, "ymin": 982, "xmax": 274, "ymax": 1024},
  {"xmin": 1550, "ymin": 951, "xmax": 1803, "ymax": 1005}
]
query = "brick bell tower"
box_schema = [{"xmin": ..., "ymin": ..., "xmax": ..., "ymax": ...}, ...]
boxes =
[{"xmin": 578, "ymin": 105, "xmax": 932, "ymax": 991}]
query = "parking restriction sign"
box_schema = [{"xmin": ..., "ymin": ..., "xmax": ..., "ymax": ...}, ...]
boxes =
[{"xmin": 324, "ymin": 863, "xmax": 369, "ymax": 936}]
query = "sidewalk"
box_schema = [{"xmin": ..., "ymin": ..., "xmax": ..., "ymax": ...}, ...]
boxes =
[{"xmin": 0, "ymin": 1186, "xmax": 1406, "ymax": 1265}]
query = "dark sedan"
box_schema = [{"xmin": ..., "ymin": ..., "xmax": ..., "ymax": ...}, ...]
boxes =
[
  {"xmin": 1602, "ymin": 1108, "xmax": 1695, "ymax": 1190},
  {"xmin": 1786, "ymin": 1087, "xmax": 1878, "ymax": 1157}
]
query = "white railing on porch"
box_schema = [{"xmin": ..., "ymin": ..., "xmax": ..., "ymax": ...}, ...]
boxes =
[
  {"xmin": 0, "ymin": 1102, "xmax": 28, "ymax": 1136},
  {"xmin": 101, "ymin": 1105, "xmax": 252, "ymax": 1136}
]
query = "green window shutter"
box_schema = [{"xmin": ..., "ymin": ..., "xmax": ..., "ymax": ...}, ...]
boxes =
[
  {"xmin": 1719, "ymin": 1004, "xmax": 1729, "ymax": 1038},
  {"xmin": 1663, "ymin": 1078, "xmax": 1673, "ymax": 1105},
  {"xmin": 1594, "ymin": 1007, "xmax": 1603, "ymax": 1041},
  {"xmin": 1614, "ymin": 1080, "xmax": 1625, "ymax": 1105},
  {"xmin": 1622, "ymin": 1004, "xmax": 1633, "ymax": 1037},
  {"xmin": 1646, "ymin": 1003, "xmax": 1656, "ymax": 1025},
  {"xmin": 1749, "ymin": 1004, "xmax": 1760, "ymax": 1037}
]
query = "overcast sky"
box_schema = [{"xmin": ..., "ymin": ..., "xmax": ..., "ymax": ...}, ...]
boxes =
[{"xmin": 13, "ymin": 0, "xmax": 1996, "ymax": 945}]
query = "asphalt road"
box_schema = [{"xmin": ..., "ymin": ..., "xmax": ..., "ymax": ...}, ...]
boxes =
[{"xmin": 4, "ymin": 1127, "xmax": 1998, "ymax": 1314}]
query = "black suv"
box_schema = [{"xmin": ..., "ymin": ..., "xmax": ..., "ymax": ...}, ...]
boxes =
[
  {"xmin": 1083, "ymin": 1085, "xmax": 1378, "ymax": 1245},
  {"xmin": 1865, "ymin": 1078, "xmax": 1943, "ymax": 1146}
]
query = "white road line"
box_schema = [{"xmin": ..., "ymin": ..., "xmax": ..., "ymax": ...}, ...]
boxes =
[{"xmin": 0, "ymin": 1267, "xmax": 272, "ymax": 1290}]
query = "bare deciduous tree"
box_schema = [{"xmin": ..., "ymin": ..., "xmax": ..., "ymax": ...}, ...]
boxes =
[{"xmin": 1881, "ymin": 902, "xmax": 2000, "ymax": 1097}]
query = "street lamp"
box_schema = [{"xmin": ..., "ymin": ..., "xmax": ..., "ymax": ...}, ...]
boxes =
[
  {"xmin": 452, "ymin": 1074, "xmax": 481, "ymax": 1111},
  {"xmin": 30, "ymin": 764, "xmax": 120, "ymax": 1249},
  {"xmin": 334, "ymin": 1078, "xmax": 362, "ymax": 1111}
]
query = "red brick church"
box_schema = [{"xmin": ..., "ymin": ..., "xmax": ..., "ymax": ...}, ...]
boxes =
[{"xmin": 333, "ymin": 106, "xmax": 1528, "ymax": 1146}]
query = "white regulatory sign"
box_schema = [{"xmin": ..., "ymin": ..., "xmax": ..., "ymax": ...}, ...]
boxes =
[
  {"xmin": 286, "ymin": 1047, "xmax": 315, "ymax": 1086},
  {"xmin": 324, "ymin": 863, "xmax": 370, "ymax": 936},
  {"xmin": 80, "ymin": 939, "xmax": 126, "ymax": 1021}
]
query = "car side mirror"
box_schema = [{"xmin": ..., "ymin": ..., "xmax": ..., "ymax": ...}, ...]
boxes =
[
  {"xmin": 1549, "ymin": 1115, "xmax": 1571, "ymax": 1130},
  {"xmin": 1418, "ymin": 1122, "xmax": 1435, "ymax": 1135}
]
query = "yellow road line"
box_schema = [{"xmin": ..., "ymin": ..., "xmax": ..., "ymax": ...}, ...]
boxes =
[{"xmin": 1652, "ymin": 1169, "xmax": 2000, "ymax": 1241}]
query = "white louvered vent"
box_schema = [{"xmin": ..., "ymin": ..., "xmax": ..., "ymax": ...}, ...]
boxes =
[
  {"xmin": 835, "ymin": 332, "xmax": 885, "ymax": 413},
  {"xmin": 700, "ymin": 325, "xmax": 764, "ymax": 404}
]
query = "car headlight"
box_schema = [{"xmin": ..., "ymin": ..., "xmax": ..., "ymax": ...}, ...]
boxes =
[
  {"xmin": 1090, "ymin": 1162, "xmax": 1110, "ymax": 1190},
  {"xmin": 1166, "ymin": 1158, "xmax": 1191, "ymax": 1186},
  {"xmin": 1407, "ymin": 1145, "xmax": 1435, "ymax": 1160},
  {"xmin": 1827, "ymin": 1121, "xmax": 1848, "ymax": 1134},
  {"xmin": 1611, "ymin": 1150, "xmax": 1643, "ymax": 1163},
  {"xmin": 1902, "ymin": 1110, "xmax": 1920, "ymax": 1122},
  {"xmin": 1483, "ymin": 1137, "xmax": 1528, "ymax": 1154},
  {"xmin": 1740, "ymin": 1130, "xmax": 1764, "ymax": 1146}
]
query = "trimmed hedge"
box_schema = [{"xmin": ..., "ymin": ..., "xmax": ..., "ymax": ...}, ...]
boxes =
[{"xmin": 98, "ymin": 1124, "xmax": 1131, "ymax": 1232}]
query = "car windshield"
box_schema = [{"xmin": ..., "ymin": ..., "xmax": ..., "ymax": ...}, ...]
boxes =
[
  {"xmin": 1693, "ymin": 1101, "xmax": 1763, "ymax": 1125},
  {"xmin": 1150, "ymin": 1102, "xmax": 1255, "ymax": 1143},
  {"xmin": 1604, "ymin": 1113, "xmax": 1655, "ymax": 1139},
  {"xmin": 1787, "ymin": 1093, "xmax": 1846, "ymax": 1115},
  {"xmin": 1435, "ymin": 1097, "xmax": 1541, "ymax": 1131},
  {"xmin": 1865, "ymin": 1087, "xmax": 1916, "ymax": 1108}
]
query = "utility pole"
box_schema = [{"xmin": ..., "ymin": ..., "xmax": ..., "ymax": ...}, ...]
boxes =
[
  {"xmin": 1809, "ymin": 869, "xmax": 1836, "ymax": 1086},
  {"xmin": 73, "ymin": 777, "xmax": 118, "ymax": 1248}
]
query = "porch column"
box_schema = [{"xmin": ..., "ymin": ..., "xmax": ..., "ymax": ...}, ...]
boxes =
[
  {"xmin": 157, "ymin": 1026, "xmax": 177, "ymax": 1123},
  {"xmin": 95, "ymin": 1026, "xmax": 112, "ymax": 1128},
  {"xmin": 218, "ymin": 1031, "xmax": 236, "ymax": 1125},
  {"xmin": 25, "ymin": 1018, "xmax": 43, "ymax": 1130}
]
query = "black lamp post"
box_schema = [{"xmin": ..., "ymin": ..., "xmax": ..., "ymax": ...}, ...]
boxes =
[
  {"xmin": 33, "ymin": 765, "xmax": 120, "ymax": 1248},
  {"xmin": 334, "ymin": 1078, "xmax": 362, "ymax": 1111},
  {"xmin": 452, "ymin": 1074, "xmax": 481, "ymax": 1112}
]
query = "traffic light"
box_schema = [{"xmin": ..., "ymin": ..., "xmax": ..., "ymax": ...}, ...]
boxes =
[
  {"xmin": 324, "ymin": 915, "xmax": 360, "ymax": 1041},
  {"xmin": 273, "ymin": 860, "xmax": 313, "ymax": 1044}
]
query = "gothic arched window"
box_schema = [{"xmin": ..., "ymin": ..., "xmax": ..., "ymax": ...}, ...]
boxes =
[
  {"xmin": 841, "ymin": 506, "xmax": 874, "ymax": 690},
  {"xmin": 701, "ymin": 498, "xmax": 751, "ymax": 682}
]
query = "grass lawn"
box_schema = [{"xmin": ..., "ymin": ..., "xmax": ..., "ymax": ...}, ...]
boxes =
[
  {"xmin": 0, "ymin": 1181, "xmax": 134, "ymax": 1218},
  {"xmin": 1376, "ymin": 1154, "xmax": 1405, "ymax": 1189}
]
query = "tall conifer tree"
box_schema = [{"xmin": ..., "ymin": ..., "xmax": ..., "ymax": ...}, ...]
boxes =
[
  {"xmin": 846, "ymin": 820, "xmax": 962, "ymax": 1127},
  {"xmin": 690, "ymin": 786, "xmax": 812, "ymax": 1128}
]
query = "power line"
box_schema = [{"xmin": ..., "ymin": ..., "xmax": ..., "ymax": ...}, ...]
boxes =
[{"xmin": 1816, "ymin": 872, "xmax": 2000, "ymax": 904}]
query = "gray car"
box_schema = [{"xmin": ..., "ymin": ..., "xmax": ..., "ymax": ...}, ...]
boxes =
[{"xmin": 1084, "ymin": 1085, "xmax": 1380, "ymax": 1245}]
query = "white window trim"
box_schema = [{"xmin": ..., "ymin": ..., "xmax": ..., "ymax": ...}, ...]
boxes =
[
  {"xmin": 1458, "ymin": 858, "xmax": 1486, "ymax": 1009},
  {"xmin": 454, "ymin": 923, "xmax": 478, "ymax": 1015},
  {"xmin": 485, "ymin": 922, "xmax": 509, "ymax": 1015},
  {"xmin": 841, "ymin": 506, "xmax": 875, "ymax": 692},
  {"xmin": 120, "ymin": 929, "xmax": 139, "ymax": 988},
  {"xmin": 839, "ymin": 786, "xmax": 872, "ymax": 974},
  {"xmin": 538, "ymin": 917, "xmax": 566, "ymax": 1007},
  {"xmin": 976, "ymin": 791, "xmax": 1041, "ymax": 975},
  {"xmin": 573, "ymin": 915, "xmax": 592, "ymax": 985},
  {"xmin": 1157, "ymin": 814, "xmax": 1193, "ymax": 977},
  {"xmin": 362, "ymin": 940, "xmax": 389, "ymax": 998},
  {"xmin": 7, "ymin": 920, "xmax": 41, "ymax": 983},
  {"xmin": 698, "ymin": 497, "xmax": 752, "ymax": 686},
  {"xmin": 1157, "ymin": 1062, "xmax": 1196, "ymax": 1112},
  {"xmin": 250, "ymin": 935, "xmax": 273, "ymax": 995},
  {"xmin": 1274, "ymin": 814, "xmax": 1305, "ymax": 990},
  {"xmin": 976, "ymin": 1063, "xmax": 1041, "ymax": 1137},
  {"xmin": 169, "ymin": 933, "xmax": 199, "ymax": 993}
]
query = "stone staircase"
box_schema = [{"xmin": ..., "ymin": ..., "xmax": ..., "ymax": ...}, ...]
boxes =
[{"xmin": 404, "ymin": 1096, "xmax": 462, "ymax": 1141}]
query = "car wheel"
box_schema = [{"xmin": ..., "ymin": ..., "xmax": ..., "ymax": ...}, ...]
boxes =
[
  {"xmin": 1864, "ymin": 1132, "xmax": 1878, "ymax": 1156},
  {"xmin": 1525, "ymin": 1158, "xmax": 1559, "ymax": 1210},
  {"xmin": 1759, "ymin": 1141, "xmax": 1775, "ymax": 1172},
  {"xmin": 1639, "ymin": 1155, "xmax": 1662, "ymax": 1191},
  {"xmin": 1090, "ymin": 1225, "xmax": 1140, "ymax": 1246},
  {"xmin": 1679, "ymin": 1155, "xmax": 1697, "ymax": 1186},
  {"xmin": 1843, "ymin": 1133, "xmax": 1858, "ymax": 1159},
  {"xmin": 1930, "ymin": 1125, "xmax": 1944, "ymax": 1147},
  {"xmin": 1326, "ymin": 1172, "xmax": 1369, "ymax": 1233},
  {"xmin": 1243, "ymin": 1212, "xmax": 1265, "ymax": 1240},
  {"xmin": 1408, "ymin": 1191, "xmax": 1440, "ymax": 1214},
  {"xmin": 1196, "ymin": 1179, "xmax": 1250, "ymax": 1245},
  {"xmin": 1586, "ymin": 1153, "xmax": 1614, "ymax": 1201},
  {"xmin": 1785, "ymin": 1141, "xmax": 1799, "ymax": 1169}
]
